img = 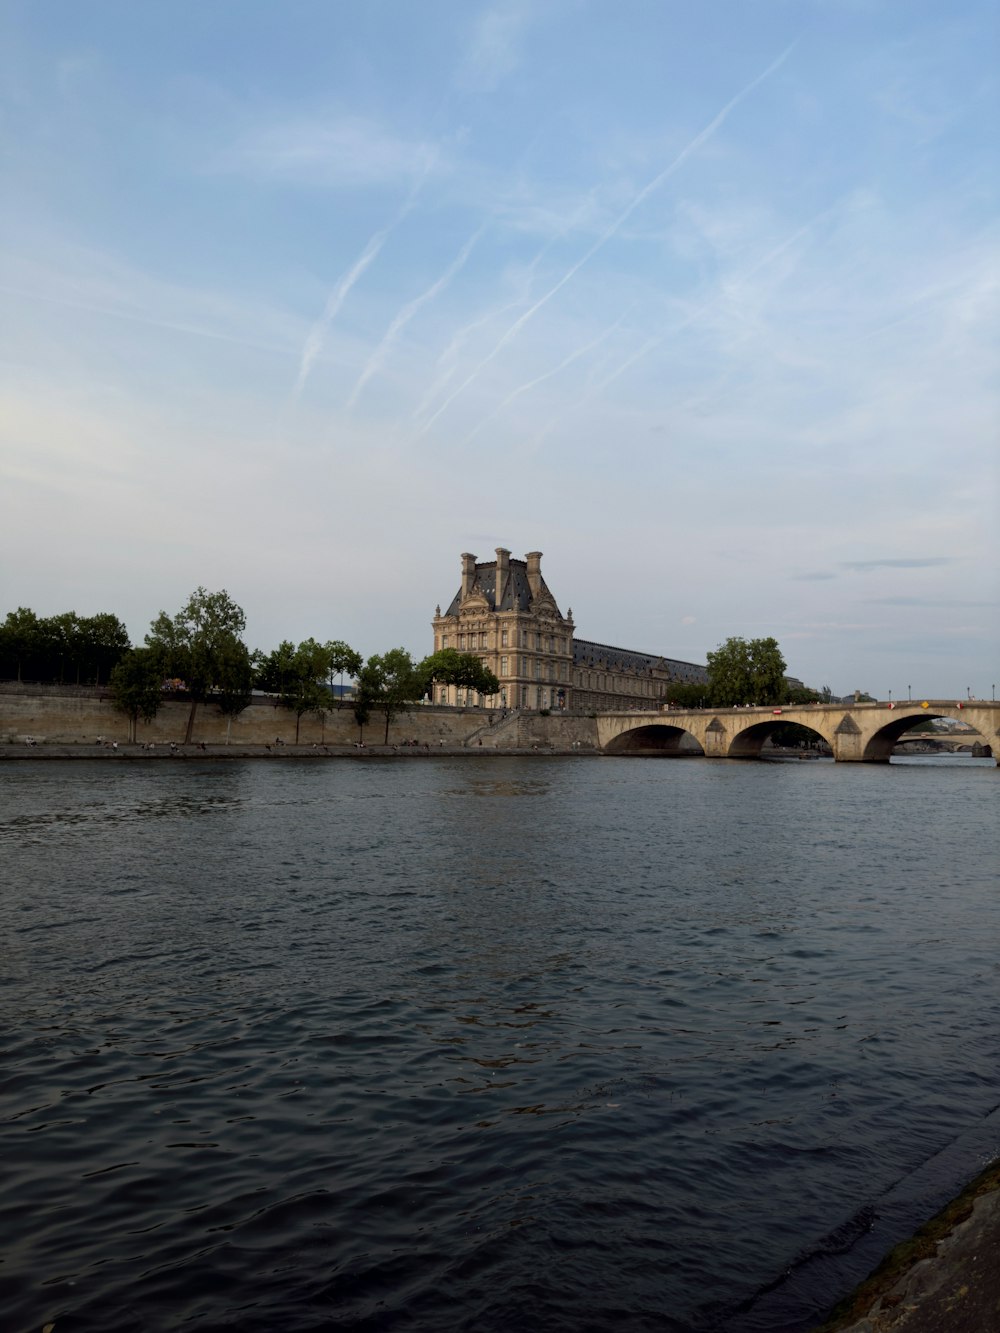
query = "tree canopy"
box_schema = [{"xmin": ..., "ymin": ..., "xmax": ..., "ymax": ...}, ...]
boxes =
[
  {"xmin": 0, "ymin": 608, "xmax": 130, "ymax": 684},
  {"xmin": 418, "ymin": 648, "xmax": 500, "ymax": 700},
  {"xmin": 271, "ymin": 638, "xmax": 336, "ymax": 742},
  {"xmin": 355, "ymin": 648, "xmax": 425, "ymax": 744},
  {"xmin": 146, "ymin": 588, "xmax": 251, "ymax": 742},
  {"xmin": 706, "ymin": 636, "xmax": 787, "ymax": 706},
  {"xmin": 109, "ymin": 647, "xmax": 164, "ymax": 741}
]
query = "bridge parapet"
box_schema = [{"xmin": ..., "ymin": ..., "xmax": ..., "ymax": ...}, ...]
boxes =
[{"xmin": 596, "ymin": 702, "xmax": 999, "ymax": 764}]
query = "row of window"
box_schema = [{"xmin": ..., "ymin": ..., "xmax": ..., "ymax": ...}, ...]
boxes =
[
  {"xmin": 573, "ymin": 671, "xmax": 657, "ymax": 695},
  {"xmin": 438, "ymin": 685, "xmax": 565, "ymax": 710},
  {"xmin": 441, "ymin": 630, "xmax": 568, "ymax": 653}
]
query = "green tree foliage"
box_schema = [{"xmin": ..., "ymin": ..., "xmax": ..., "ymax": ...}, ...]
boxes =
[
  {"xmin": 277, "ymin": 638, "xmax": 336, "ymax": 743},
  {"xmin": 109, "ymin": 647, "xmax": 164, "ymax": 741},
  {"xmin": 355, "ymin": 648, "xmax": 425, "ymax": 744},
  {"xmin": 785, "ymin": 685, "xmax": 823, "ymax": 705},
  {"xmin": 0, "ymin": 608, "xmax": 129, "ymax": 684},
  {"xmin": 706, "ymin": 636, "xmax": 787, "ymax": 706},
  {"xmin": 146, "ymin": 588, "xmax": 249, "ymax": 743},
  {"xmin": 255, "ymin": 640, "xmax": 297, "ymax": 694},
  {"xmin": 662, "ymin": 681, "xmax": 711, "ymax": 708},
  {"xmin": 327, "ymin": 640, "xmax": 363, "ymax": 703},
  {"xmin": 214, "ymin": 639, "xmax": 255, "ymax": 743},
  {"xmin": 418, "ymin": 647, "xmax": 500, "ymax": 700}
]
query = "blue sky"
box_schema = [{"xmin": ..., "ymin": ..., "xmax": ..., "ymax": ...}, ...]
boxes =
[{"xmin": 1, "ymin": 0, "xmax": 997, "ymax": 697}]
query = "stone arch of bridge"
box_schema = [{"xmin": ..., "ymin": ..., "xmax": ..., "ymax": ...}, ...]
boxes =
[
  {"xmin": 859, "ymin": 711, "xmax": 978, "ymax": 762},
  {"xmin": 602, "ymin": 722, "xmax": 704, "ymax": 756},
  {"xmin": 725, "ymin": 718, "xmax": 832, "ymax": 759}
]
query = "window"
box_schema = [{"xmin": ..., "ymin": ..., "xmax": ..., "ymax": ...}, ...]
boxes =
[
  {"xmin": 520, "ymin": 656, "xmax": 528, "ymax": 675},
  {"xmin": 520, "ymin": 630, "xmax": 527, "ymax": 647},
  {"xmin": 534, "ymin": 659, "xmax": 541, "ymax": 679},
  {"xmin": 548, "ymin": 663, "xmax": 555, "ymax": 681},
  {"xmin": 458, "ymin": 633, "xmax": 465, "ymax": 649},
  {"xmin": 535, "ymin": 633, "xmax": 541, "ymax": 650},
  {"xmin": 441, "ymin": 635, "xmax": 450, "ymax": 649},
  {"xmin": 520, "ymin": 685, "xmax": 528, "ymax": 707},
  {"xmin": 501, "ymin": 629, "xmax": 509, "ymax": 647},
  {"xmin": 480, "ymin": 632, "xmax": 487, "ymax": 649},
  {"xmin": 500, "ymin": 656, "xmax": 508, "ymax": 675}
]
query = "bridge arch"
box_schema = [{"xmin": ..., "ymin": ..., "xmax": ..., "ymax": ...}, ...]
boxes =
[
  {"xmin": 602, "ymin": 723, "xmax": 704, "ymax": 756},
  {"xmin": 860, "ymin": 711, "xmax": 985, "ymax": 763},
  {"xmin": 726, "ymin": 719, "xmax": 832, "ymax": 759}
]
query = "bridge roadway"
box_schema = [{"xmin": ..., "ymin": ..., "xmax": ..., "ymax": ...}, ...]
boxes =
[{"xmin": 596, "ymin": 700, "xmax": 1000, "ymax": 763}]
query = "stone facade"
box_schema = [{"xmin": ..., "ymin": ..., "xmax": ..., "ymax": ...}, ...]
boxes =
[{"xmin": 432, "ymin": 548, "xmax": 707, "ymax": 712}]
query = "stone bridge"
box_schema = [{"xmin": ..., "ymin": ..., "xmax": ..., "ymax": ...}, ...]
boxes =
[{"xmin": 596, "ymin": 701, "xmax": 1000, "ymax": 763}]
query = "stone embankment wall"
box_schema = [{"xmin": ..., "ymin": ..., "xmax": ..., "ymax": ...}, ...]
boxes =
[{"xmin": 0, "ymin": 684, "xmax": 600, "ymax": 750}]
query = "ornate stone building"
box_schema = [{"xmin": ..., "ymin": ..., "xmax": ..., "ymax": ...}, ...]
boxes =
[{"xmin": 432, "ymin": 548, "xmax": 707, "ymax": 711}]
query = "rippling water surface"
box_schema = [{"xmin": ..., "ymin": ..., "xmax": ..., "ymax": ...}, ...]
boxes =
[{"xmin": 2, "ymin": 755, "xmax": 998, "ymax": 1332}]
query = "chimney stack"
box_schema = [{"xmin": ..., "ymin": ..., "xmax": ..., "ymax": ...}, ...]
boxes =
[
  {"xmin": 525, "ymin": 550, "xmax": 542, "ymax": 599},
  {"xmin": 461, "ymin": 552, "xmax": 477, "ymax": 602},
  {"xmin": 495, "ymin": 547, "xmax": 510, "ymax": 605}
]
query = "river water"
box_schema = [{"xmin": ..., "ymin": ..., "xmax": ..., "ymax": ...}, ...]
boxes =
[{"xmin": 2, "ymin": 754, "xmax": 998, "ymax": 1333}]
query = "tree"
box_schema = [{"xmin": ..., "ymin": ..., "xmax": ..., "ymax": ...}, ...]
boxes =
[
  {"xmin": 214, "ymin": 639, "xmax": 255, "ymax": 743},
  {"xmin": 785, "ymin": 685, "xmax": 822, "ymax": 705},
  {"xmin": 706, "ymin": 636, "xmax": 787, "ymax": 706},
  {"xmin": 78, "ymin": 613, "xmax": 131, "ymax": 684},
  {"xmin": 255, "ymin": 640, "xmax": 297, "ymax": 695},
  {"xmin": 0, "ymin": 608, "xmax": 43, "ymax": 681},
  {"xmin": 146, "ymin": 588, "xmax": 249, "ymax": 743},
  {"xmin": 277, "ymin": 638, "xmax": 336, "ymax": 743},
  {"xmin": 109, "ymin": 648, "xmax": 164, "ymax": 742},
  {"xmin": 355, "ymin": 649, "xmax": 425, "ymax": 744},
  {"xmin": 327, "ymin": 640, "xmax": 362, "ymax": 705},
  {"xmin": 418, "ymin": 648, "xmax": 500, "ymax": 701},
  {"xmin": 663, "ymin": 681, "xmax": 711, "ymax": 708}
]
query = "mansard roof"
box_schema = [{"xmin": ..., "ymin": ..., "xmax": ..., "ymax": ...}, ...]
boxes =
[
  {"xmin": 444, "ymin": 558, "xmax": 562, "ymax": 617},
  {"xmin": 573, "ymin": 638, "xmax": 707, "ymax": 682}
]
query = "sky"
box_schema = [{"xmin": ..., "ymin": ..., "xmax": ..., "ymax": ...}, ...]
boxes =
[{"xmin": 1, "ymin": 1, "xmax": 997, "ymax": 698}]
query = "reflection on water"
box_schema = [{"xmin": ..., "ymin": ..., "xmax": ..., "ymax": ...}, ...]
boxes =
[{"xmin": 1, "ymin": 756, "xmax": 998, "ymax": 1333}]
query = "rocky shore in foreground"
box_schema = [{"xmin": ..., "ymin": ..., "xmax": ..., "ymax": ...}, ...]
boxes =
[{"xmin": 812, "ymin": 1160, "xmax": 1000, "ymax": 1331}]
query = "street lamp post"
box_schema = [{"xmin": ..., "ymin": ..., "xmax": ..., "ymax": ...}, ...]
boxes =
[{"xmin": 908, "ymin": 684, "xmax": 912, "ymax": 702}]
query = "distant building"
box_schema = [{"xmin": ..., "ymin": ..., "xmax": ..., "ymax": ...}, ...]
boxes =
[{"xmin": 432, "ymin": 548, "xmax": 707, "ymax": 711}]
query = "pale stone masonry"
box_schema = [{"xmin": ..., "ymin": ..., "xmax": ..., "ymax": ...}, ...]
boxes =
[{"xmin": 432, "ymin": 548, "xmax": 707, "ymax": 712}]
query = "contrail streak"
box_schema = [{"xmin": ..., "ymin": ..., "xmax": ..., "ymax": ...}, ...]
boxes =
[
  {"xmin": 411, "ymin": 196, "xmax": 595, "ymax": 426},
  {"xmin": 461, "ymin": 304, "xmax": 636, "ymax": 444},
  {"xmin": 291, "ymin": 155, "xmax": 435, "ymax": 403},
  {"xmin": 415, "ymin": 44, "xmax": 794, "ymax": 436},
  {"xmin": 292, "ymin": 230, "xmax": 390, "ymax": 401},
  {"xmin": 347, "ymin": 224, "xmax": 485, "ymax": 409},
  {"xmin": 530, "ymin": 204, "xmax": 823, "ymax": 448}
]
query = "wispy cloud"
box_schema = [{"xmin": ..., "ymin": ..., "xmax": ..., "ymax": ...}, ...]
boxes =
[
  {"xmin": 461, "ymin": 303, "xmax": 635, "ymax": 443},
  {"xmin": 229, "ymin": 116, "xmax": 442, "ymax": 189},
  {"xmin": 416, "ymin": 42, "xmax": 795, "ymax": 436},
  {"xmin": 292, "ymin": 161, "xmax": 436, "ymax": 403},
  {"xmin": 347, "ymin": 224, "xmax": 485, "ymax": 409},
  {"xmin": 842, "ymin": 557, "xmax": 954, "ymax": 571},
  {"xmin": 458, "ymin": 5, "xmax": 531, "ymax": 93}
]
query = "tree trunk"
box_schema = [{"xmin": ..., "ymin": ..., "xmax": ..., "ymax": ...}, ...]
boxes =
[
  {"xmin": 184, "ymin": 699, "xmax": 198, "ymax": 744},
  {"xmin": 295, "ymin": 712, "xmax": 301, "ymax": 744}
]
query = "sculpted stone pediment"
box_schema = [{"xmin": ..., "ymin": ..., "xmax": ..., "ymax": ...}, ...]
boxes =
[{"xmin": 461, "ymin": 592, "xmax": 490, "ymax": 613}]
